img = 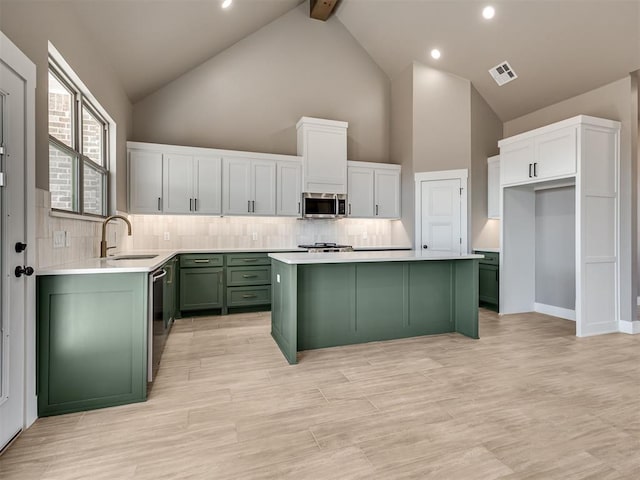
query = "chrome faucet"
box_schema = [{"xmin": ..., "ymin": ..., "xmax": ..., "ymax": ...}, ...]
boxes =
[{"xmin": 100, "ymin": 215, "xmax": 132, "ymax": 258}]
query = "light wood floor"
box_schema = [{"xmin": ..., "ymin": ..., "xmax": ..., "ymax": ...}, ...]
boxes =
[{"xmin": 2, "ymin": 309, "xmax": 639, "ymax": 479}]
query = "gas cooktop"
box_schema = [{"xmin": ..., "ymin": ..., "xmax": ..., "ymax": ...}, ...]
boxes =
[{"xmin": 298, "ymin": 242, "xmax": 354, "ymax": 252}]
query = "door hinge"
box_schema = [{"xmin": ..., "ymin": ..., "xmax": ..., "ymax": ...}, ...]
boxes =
[
  {"xmin": 0, "ymin": 145, "xmax": 5, "ymax": 155},
  {"xmin": 0, "ymin": 172, "xmax": 5, "ymax": 187},
  {"xmin": 459, "ymin": 238, "xmax": 462, "ymax": 244},
  {"xmin": 459, "ymin": 187, "xmax": 463, "ymax": 195}
]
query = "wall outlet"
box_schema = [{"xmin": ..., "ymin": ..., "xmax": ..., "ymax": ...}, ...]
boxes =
[
  {"xmin": 65, "ymin": 231, "xmax": 71, "ymax": 247},
  {"xmin": 362, "ymin": 231, "xmax": 368, "ymax": 240},
  {"xmin": 251, "ymin": 232, "xmax": 258, "ymax": 241},
  {"xmin": 164, "ymin": 232, "xmax": 170, "ymax": 241},
  {"xmin": 53, "ymin": 231, "xmax": 65, "ymax": 248}
]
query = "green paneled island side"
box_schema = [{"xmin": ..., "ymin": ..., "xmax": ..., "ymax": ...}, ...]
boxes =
[{"xmin": 268, "ymin": 250, "xmax": 482, "ymax": 364}]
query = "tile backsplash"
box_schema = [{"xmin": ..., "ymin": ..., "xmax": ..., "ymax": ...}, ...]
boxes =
[
  {"xmin": 118, "ymin": 215, "xmax": 401, "ymax": 251},
  {"xmin": 36, "ymin": 189, "xmax": 407, "ymax": 268}
]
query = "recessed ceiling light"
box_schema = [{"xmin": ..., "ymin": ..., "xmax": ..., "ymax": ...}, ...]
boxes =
[
  {"xmin": 482, "ymin": 6, "xmax": 495, "ymax": 20},
  {"xmin": 222, "ymin": 0, "xmax": 233, "ymax": 9},
  {"xmin": 430, "ymin": 49, "xmax": 441, "ymax": 60}
]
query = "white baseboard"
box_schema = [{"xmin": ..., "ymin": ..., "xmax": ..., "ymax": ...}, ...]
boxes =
[
  {"xmin": 619, "ymin": 320, "xmax": 640, "ymax": 334},
  {"xmin": 534, "ymin": 303, "xmax": 576, "ymax": 321}
]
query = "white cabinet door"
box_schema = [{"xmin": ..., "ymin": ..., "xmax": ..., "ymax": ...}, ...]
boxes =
[
  {"xmin": 277, "ymin": 161, "xmax": 302, "ymax": 216},
  {"xmin": 535, "ymin": 126, "xmax": 576, "ymax": 180},
  {"xmin": 301, "ymin": 126, "xmax": 347, "ymax": 194},
  {"xmin": 223, "ymin": 157, "xmax": 252, "ymax": 215},
  {"xmin": 194, "ymin": 156, "xmax": 222, "ymax": 215},
  {"xmin": 487, "ymin": 155, "xmax": 500, "ymax": 219},
  {"xmin": 129, "ymin": 150, "xmax": 163, "ymax": 213},
  {"xmin": 500, "ymin": 139, "xmax": 534, "ymax": 186},
  {"xmin": 163, "ymin": 153, "xmax": 193, "ymax": 214},
  {"xmin": 347, "ymin": 167, "xmax": 374, "ymax": 217},
  {"xmin": 375, "ymin": 169, "xmax": 400, "ymax": 218},
  {"xmin": 252, "ymin": 160, "xmax": 276, "ymax": 216}
]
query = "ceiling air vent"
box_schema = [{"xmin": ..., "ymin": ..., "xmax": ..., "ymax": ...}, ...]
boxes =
[{"xmin": 489, "ymin": 61, "xmax": 518, "ymax": 86}]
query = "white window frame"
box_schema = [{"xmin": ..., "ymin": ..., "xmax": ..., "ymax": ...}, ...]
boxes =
[{"xmin": 47, "ymin": 42, "xmax": 116, "ymax": 218}]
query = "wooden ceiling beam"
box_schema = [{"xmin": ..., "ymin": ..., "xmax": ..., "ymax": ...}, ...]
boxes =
[{"xmin": 310, "ymin": 0, "xmax": 340, "ymax": 21}]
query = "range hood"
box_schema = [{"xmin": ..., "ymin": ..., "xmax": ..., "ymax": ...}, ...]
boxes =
[{"xmin": 296, "ymin": 116, "xmax": 348, "ymax": 195}]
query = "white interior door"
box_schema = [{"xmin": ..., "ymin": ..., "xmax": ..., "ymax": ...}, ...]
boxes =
[
  {"xmin": 0, "ymin": 61, "xmax": 28, "ymax": 450},
  {"xmin": 420, "ymin": 179, "xmax": 462, "ymax": 254}
]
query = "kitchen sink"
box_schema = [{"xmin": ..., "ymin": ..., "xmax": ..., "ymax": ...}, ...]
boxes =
[{"xmin": 108, "ymin": 254, "xmax": 158, "ymax": 261}]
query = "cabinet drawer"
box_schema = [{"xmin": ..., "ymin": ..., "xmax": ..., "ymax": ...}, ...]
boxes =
[
  {"xmin": 180, "ymin": 254, "xmax": 223, "ymax": 268},
  {"xmin": 475, "ymin": 251, "xmax": 499, "ymax": 265},
  {"xmin": 227, "ymin": 266, "xmax": 271, "ymax": 286},
  {"xmin": 225, "ymin": 253, "xmax": 270, "ymax": 266},
  {"xmin": 226, "ymin": 286, "xmax": 271, "ymax": 307}
]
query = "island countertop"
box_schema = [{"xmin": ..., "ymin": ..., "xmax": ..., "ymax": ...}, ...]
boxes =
[{"xmin": 269, "ymin": 250, "xmax": 483, "ymax": 265}]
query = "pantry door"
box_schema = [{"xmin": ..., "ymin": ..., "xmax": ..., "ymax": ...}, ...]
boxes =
[
  {"xmin": 0, "ymin": 31, "xmax": 36, "ymax": 451},
  {"xmin": 415, "ymin": 170, "xmax": 468, "ymax": 255}
]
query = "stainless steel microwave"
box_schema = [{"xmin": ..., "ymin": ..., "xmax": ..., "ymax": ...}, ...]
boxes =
[{"xmin": 302, "ymin": 193, "xmax": 347, "ymax": 219}]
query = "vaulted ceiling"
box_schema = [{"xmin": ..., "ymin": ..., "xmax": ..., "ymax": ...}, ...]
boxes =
[{"xmin": 46, "ymin": 0, "xmax": 640, "ymax": 121}]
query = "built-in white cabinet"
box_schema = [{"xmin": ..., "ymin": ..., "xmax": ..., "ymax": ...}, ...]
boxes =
[
  {"xmin": 499, "ymin": 115, "xmax": 621, "ymax": 337},
  {"xmin": 128, "ymin": 150, "xmax": 163, "ymax": 214},
  {"xmin": 277, "ymin": 161, "xmax": 302, "ymax": 217},
  {"xmin": 487, "ymin": 155, "xmax": 500, "ymax": 219},
  {"xmin": 222, "ymin": 157, "xmax": 276, "ymax": 216},
  {"xmin": 347, "ymin": 161, "xmax": 401, "ymax": 219},
  {"xmin": 501, "ymin": 126, "xmax": 576, "ymax": 186},
  {"xmin": 296, "ymin": 117, "xmax": 348, "ymax": 194},
  {"xmin": 163, "ymin": 154, "xmax": 221, "ymax": 215}
]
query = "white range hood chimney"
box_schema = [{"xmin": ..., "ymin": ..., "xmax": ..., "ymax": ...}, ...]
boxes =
[{"xmin": 296, "ymin": 117, "xmax": 348, "ymax": 194}]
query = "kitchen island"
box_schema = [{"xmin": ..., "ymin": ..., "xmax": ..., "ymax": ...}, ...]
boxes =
[{"xmin": 269, "ymin": 250, "xmax": 482, "ymax": 364}]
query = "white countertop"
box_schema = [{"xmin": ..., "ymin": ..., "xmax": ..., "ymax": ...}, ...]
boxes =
[
  {"xmin": 36, "ymin": 246, "xmax": 413, "ymax": 275},
  {"xmin": 269, "ymin": 250, "xmax": 484, "ymax": 265}
]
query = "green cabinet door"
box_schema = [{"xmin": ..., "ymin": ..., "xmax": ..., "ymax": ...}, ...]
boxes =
[
  {"xmin": 478, "ymin": 264, "xmax": 499, "ymax": 307},
  {"xmin": 179, "ymin": 267, "xmax": 224, "ymax": 311},
  {"xmin": 37, "ymin": 273, "xmax": 148, "ymax": 416}
]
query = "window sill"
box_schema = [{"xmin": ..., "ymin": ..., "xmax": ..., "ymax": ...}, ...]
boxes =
[{"xmin": 49, "ymin": 210, "xmax": 106, "ymax": 223}]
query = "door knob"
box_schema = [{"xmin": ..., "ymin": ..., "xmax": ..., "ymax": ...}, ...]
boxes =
[
  {"xmin": 15, "ymin": 266, "xmax": 34, "ymax": 278},
  {"xmin": 423, "ymin": 245, "xmax": 428, "ymax": 249},
  {"xmin": 15, "ymin": 242, "xmax": 27, "ymax": 253}
]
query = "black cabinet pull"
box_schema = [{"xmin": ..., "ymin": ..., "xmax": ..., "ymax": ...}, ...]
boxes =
[
  {"xmin": 190, "ymin": 198, "xmax": 193, "ymax": 211},
  {"xmin": 248, "ymin": 200, "xmax": 251, "ymax": 213},
  {"xmin": 158, "ymin": 197, "xmax": 162, "ymax": 211},
  {"xmin": 194, "ymin": 198, "xmax": 198, "ymax": 211},
  {"xmin": 533, "ymin": 162, "xmax": 538, "ymax": 177},
  {"xmin": 298, "ymin": 202, "xmax": 301, "ymax": 214},
  {"xmin": 528, "ymin": 164, "xmax": 532, "ymax": 178}
]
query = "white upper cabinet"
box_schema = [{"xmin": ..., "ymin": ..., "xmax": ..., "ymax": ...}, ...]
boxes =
[
  {"xmin": 222, "ymin": 157, "xmax": 276, "ymax": 216},
  {"xmin": 374, "ymin": 167, "xmax": 401, "ymax": 219},
  {"xmin": 128, "ymin": 141, "xmax": 300, "ymax": 217},
  {"xmin": 347, "ymin": 167, "xmax": 374, "ymax": 217},
  {"xmin": 347, "ymin": 161, "xmax": 401, "ymax": 219},
  {"xmin": 163, "ymin": 154, "xmax": 221, "ymax": 215},
  {"xmin": 500, "ymin": 125, "xmax": 577, "ymax": 186},
  {"xmin": 487, "ymin": 155, "xmax": 500, "ymax": 219},
  {"xmin": 194, "ymin": 156, "xmax": 222, "ymax": 214},
  {"xmin": 128, "ymin": 150, "xmax": 163, "ymax": 214},
  {"xmin": 277, "ymin": 161, "xmax": 302, "ymax": 217},
  {"xmin": 297, "ymin": 117, "xmax": 348, "ymax": 194}
]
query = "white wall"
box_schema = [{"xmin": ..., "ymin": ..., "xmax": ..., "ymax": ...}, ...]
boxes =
[{"xmin": 132, "ymin": 2, "xmax": 390, "ymax": 164}]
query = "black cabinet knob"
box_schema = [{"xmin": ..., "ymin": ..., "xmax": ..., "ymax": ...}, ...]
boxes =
[
  {"xmin": 423, "ymin": 245, "xmax": 428, "ymax": 249},
  {"xmin": 15, "ymin": 266, "xmax": 34, "ymax": 278},
  {"xmin": 15, "ymin": 242, "xmax": 27, "ymax": 253}
]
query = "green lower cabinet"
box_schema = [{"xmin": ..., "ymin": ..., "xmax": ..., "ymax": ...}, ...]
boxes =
[
  {"xmin": 475, "ymin": 250, "xmax": 499, "ymax": 311},
  {"xmin": 179, "ymin": 267, "xmax": 224, "ymax": 311},
  {"xmin": 37, "ymin": 273, "xmax": 148, "ymax": 416}
]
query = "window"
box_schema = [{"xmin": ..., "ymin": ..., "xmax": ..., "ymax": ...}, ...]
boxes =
[{"xmin": 48, "ymin": 60, "xmax": 109, "ymax": 217}]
